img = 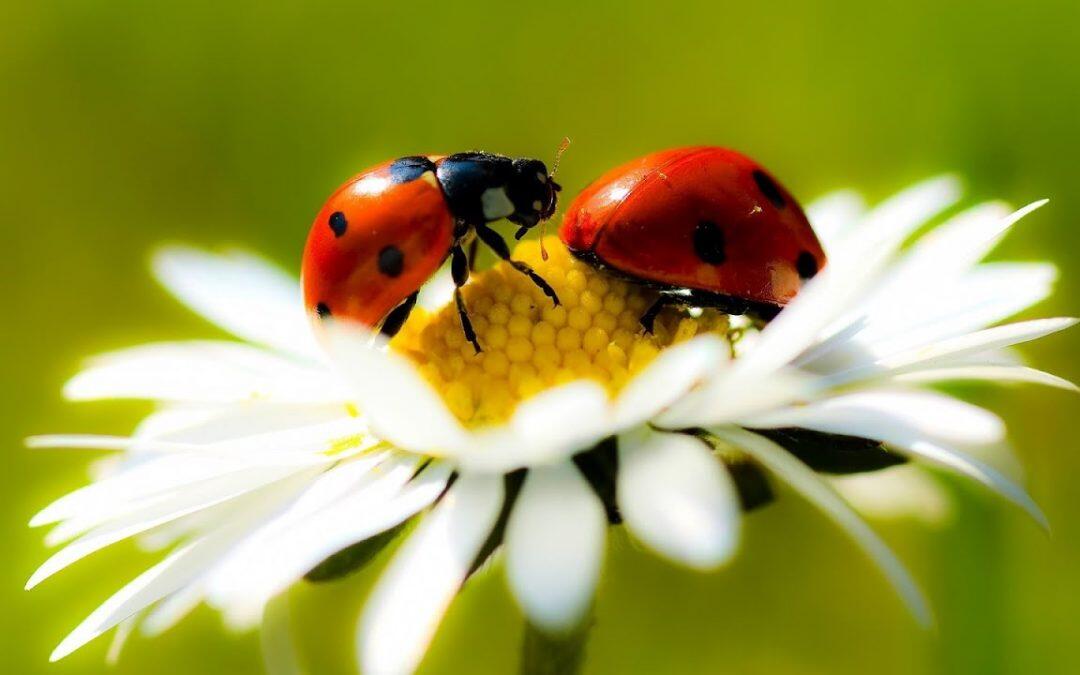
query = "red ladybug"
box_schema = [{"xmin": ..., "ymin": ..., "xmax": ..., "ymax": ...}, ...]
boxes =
[
  {"xmin": 559, "ymin": 146, "xmax": 826, "ymax": 331},
  {"xmin": 303, "ymin": 152, "xmax": 561, "ymax": 351}
]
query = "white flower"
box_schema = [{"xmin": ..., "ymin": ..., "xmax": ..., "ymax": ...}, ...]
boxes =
[
  {"xmin": 27, "ymin": 250, "xmax": 733, "ymax": 671},
  {"xmin": 649, "ymin": 177, "xmax": 1074, "ymax": 623},
  {"xmin": 27, "ymin": 176, "xmax": 1073, "ymax": 675}
]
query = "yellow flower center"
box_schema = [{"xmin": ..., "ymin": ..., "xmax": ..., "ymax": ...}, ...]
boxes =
[{"xmin": 390, "ymin": 237, "xmax": 731, "ymax": 426}]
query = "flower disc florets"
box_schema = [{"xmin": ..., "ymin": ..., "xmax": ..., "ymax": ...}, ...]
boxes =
[{"xmin": 390, "ymin": 237, "xmax": 732, "ymax": 425}]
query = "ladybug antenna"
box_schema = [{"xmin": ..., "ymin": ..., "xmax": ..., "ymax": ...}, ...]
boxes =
[
  {"xmin": 529, "ymin": 137, "xmax": 571, "ymax": 262},
  {"xmin": 538, "ymin": 221, "xmax": 550, "ymax": 261},
  {"xmin": 550, "ymin": 136, "xmax": 571, "ymax": 180},
  {"xmin": 513, "ymin": 223, "xmax": 551, "ymax": 262}
]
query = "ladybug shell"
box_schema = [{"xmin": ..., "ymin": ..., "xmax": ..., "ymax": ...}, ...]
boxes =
[
  {"xmin": 560, "ymin": 147, "xmax": 825, "ymax": 307},
  {"xmin": 302, "ymin": 157, "xmax": 453, "ymax": 328}
]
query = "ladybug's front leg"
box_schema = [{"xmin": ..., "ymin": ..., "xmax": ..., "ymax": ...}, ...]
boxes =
[
  {"xmin": 474, "ymin": 224, "xmax": 560, "ymax": 306},
  {"xmin": 451, "ymin": 244, "xmax": 482, "ymax": 353},
  {"xmin": 467, "ymin": 238, "xmax": 480, "ymax": 272},
  {"xmin": 639, "ymin": 295, "xmax": 672, "ymax": 335},
  {"xmin": 379, "ymin": 292, "xmax": 419, "ymax": 339}
]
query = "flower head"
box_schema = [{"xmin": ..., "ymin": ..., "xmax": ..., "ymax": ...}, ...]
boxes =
[
  {"xmin": 28, "ymin": 175, "xmax": 1074, "ymax": 674},
  {"xmin": 389, "ymin": 238, "xmax": 730, "ymax": 425}
]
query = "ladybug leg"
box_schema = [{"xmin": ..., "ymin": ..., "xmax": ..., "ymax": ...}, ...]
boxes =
[
  {"xmin": 451, "ymin": 245, "xmax": 482, "ymax": 353},
  {"xmin": 380, "ymin": 291, "xmax": 419, "ymax": 339},
  {"xmin": 451, "ymin": 243, "xmax": 470, "ymax": 287},
  {"xmin": 455, "ymin": 289, "xmax": 481, "ymax": 353},
  {"xmin": 467, "ymin": 237, "xmax": 480, "ymax": 272},
  {"xmin": 639, "ymin": 295, "xmax": 673, "ymax": 334},
  {"xmin": 474, "ymin": 223, "xmax": 560, "ymax": 306}
]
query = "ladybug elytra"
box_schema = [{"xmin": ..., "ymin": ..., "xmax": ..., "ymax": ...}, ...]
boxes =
[
  {"xmin": 302, "ymin": 152, "xmax": 561, "ymax": 351},
  {"xmin": 559, "ymin": 146, "xmax": 826, "ymax": 331}
]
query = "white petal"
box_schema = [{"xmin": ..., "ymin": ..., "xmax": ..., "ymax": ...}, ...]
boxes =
[
  {"xmin": 417, "ymin": 266, "xmax": 456, "ymax": 312},
  {"xmin": 857, "ymin": 317, "xmax": 1077, "ymax": 381},
  {"xmin": 134, "ymin": 494, "xmax": 261, "ymax": 554},
  {"xmin": 247, "ymin": 452, "xmax": 402, "ymax": 530},
  {"xmin": 865, "ymin": 201, "xmax": 1011, "ymax": 305},
  {"xmin": 829, "ymin": 175, "xmax": 962, "ymax": 268},
  {"xmin": 505, "ymin": 462, "xmax": 606, "ymax": 633},
  {"xmin": 64, "ymin": 342, "xmax": 349, "ymax": 404},
  {"xmin": 140, "ymin": 583, "xmax": 205, "ymax": 636},
  {"xmin": 52, "ymin": 547, "xmax": 196, "ymax": 661},
  {"xmin": 134, "ymin": 406, "xmax": 225, "ymax": 440},
  {"xmin": 28, "ymin": 465, "xmax": 317, "ymax": 589},
  {"xmin": 902, "ymin": 439, "xmax": 1047, "ymax": 529},
  {"xmin": 201, "ymin": 453, "xmax": 405, "ymax": 584},
  {"xmin": 872, "ymin": 200, "xmax": 1046, "ymax": 302},
  {"xmin": 732, "ymin": 243, "xmax": 897, "ymax": 382},
  {"xmin": 35, "ymin": 432, "xmax": 347, "ymax": 543},
  {"xmin": 806, "ymin": 189, "xmax": 866, "ymax": 250},
  {"xmin": 324, "ymin": 326, "xmax": 470, "ymax": 455},
  {"xmin": 764, "ymin": 176, "xmax": 962, "ymax": 374},
  {"xmin": 854, "ymin": 263, "xmax": 1057, "ymax": 356},
  {"xmin": 454, "ymin": 381, "xmax": 614, "ymax": 474},
  {"xmin": 743, "ymin": 397, "xmax": 1045, "ymax": 527},
  {"xmin": 207, "ymin": 460, "xmax": 449, "ymax": 609},
  {"xmin": 830, "ymin": 467, "xmax": 952, "ymax": 526},
  {"xmin": 152, "ymin": 246, "xmax": 321, "ymax": 361},
  {"xmin": 612, "ymin": 335, "xmax": 729, "ymax": 428},
  {"xmin": 732, "ymin": 263, "xmax": 870, "ymax": 380},
  {"xmin": 359, "ymin": 474, "xmax": 503, "ymax": 675},
  {"xmin": 942, "ymin": 347, "xmax": 1025, "ymax": 367},
  {"xmin": 105, "ymin": 614, "xmax": 138, "ymax": 665},
  {"xmin": 26, "ymin": 435, "xmax": 173, "ymax": 452},
  {"xmin": 712, "ymin": 427, "xmax": 931, "ymax": 626},
  {"xmin": 745, "ymin": 390, "xmax": 1005, "ymax": 446},
  {"xmin": 655, "ymin": 366, "xmax": 812, "ymax": 429},
  {"xmin": 50, "ymin": 474, "xmax": 311, "ymax": 660},
  {"xmin": 815, "ymin": 344, "xmax": 1026, "ymax": 383},
  {"xmin": 510, "ymin": 381, "xmax": 612, "ymax": 453},
  {"xmin": 894, "ymin": 365, "xmax": 1078, "ymax": 392},
  {"xmin": 261, "ymin": 593, "xmax": 304, "ymax": 675},
  {"xmin": 30, "ymin": 423, "xmax": 349, "ymax": 528},
  {"xmin": 617, "ymin": 430, "xmax": 740, "ymax": 569},
  {"xmin": 53, "ymin": 553, "xmax": 184, "ymax": 661},
  {"xmin": 792, "ymin": 316, "xmax": 869, "ymax": 369},
  {"xmin": 144, "ymin": 403, "xmax": 353, "ymax": 445},
  {"xmin": 31, "ymin": 452, "xmax": 310, "ymax": 529},
  {"xmin": 505, "ymin": 381, "xmax": 612, "ymax": 465}
]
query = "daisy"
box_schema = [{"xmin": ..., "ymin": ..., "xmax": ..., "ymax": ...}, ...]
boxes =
[
  {"xmin": 28, "ymin": 175, "xmax": 1073, "ymax": 675},
  {"xmin": 27, "ymin": 239, "xmax": 736, "ymax": 671}
]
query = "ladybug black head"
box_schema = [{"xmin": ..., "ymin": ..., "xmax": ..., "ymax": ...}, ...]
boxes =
[
  {"xmin": 506, "ymin": 158, "xmax": 560, "ymax": 233},
  {"xmin": 436, "ymin": 152, "xmax": 560, "ymax": 235}
]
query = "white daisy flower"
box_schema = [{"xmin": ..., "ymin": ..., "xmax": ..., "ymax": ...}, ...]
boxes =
[{"xmin": 28, "ymin": 176, "xmax": 1073, "ymax": 675}]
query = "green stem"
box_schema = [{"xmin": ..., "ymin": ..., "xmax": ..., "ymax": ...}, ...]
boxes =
[{"xmin": 519, "ymin": 619, "xmax": 593, "ymax": 675}]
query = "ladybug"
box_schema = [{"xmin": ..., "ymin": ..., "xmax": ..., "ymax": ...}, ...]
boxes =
[
  {"xmin": 303, "ymin": 152, "xmax": 561, "ymax": 351},
  {"xmin": 559, "ymin": 146, "xmax": 826, "ymax": 331}
]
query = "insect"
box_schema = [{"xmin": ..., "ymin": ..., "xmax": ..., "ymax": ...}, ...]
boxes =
[
  {"xmin": 302, "ymin": 152, "xmax": 562, "ymax": 351},
  {"xmin": 559, "ymin": 146, "xmax": 826, "ymax": 332}
]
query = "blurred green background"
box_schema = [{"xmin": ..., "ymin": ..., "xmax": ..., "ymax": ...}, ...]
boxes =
[{"xmin": 3, "ymin": 0, "xmax": 1078, "ymax": 673}]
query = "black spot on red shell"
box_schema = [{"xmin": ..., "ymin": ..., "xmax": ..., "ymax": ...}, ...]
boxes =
[
  {"xmin": 693, "ymin": 220, "xmax": 726, "ymax": 264},
  {"xmin": 316, "ymin": 302, "xmax": 332, "ymax": 319},
  {"xmin": 378, "ymin": 245, "xmax": 405, "ymax": 277},
  {"xmin": 329, "ymin": 211, "xmax": 347, "ymax": 238},
  {"xmin": 752, "ymin": 170, "xmax": 786, "ymax": 209},
  {"xmin": 796, "ymin": 251, "xmax": 819, "ymax": 280}
]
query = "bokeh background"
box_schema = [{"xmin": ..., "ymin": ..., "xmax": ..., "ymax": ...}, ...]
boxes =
[{"xmin": 3, "ymin": 1, "xmax": 1079, "ymax": 673}]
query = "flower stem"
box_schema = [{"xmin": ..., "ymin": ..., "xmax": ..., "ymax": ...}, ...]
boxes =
[{"xmin": 519, "ymin": 619, "xmax": 592, "ymax": 675}]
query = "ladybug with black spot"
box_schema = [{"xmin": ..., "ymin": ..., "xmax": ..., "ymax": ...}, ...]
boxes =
[
  {"xmin": 303, "ymin": 152, "xmax": 561, "ymax": 351},
  {"xmin": 559, "ymin": 146, "xmax": 826, "ymax": 331}
]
